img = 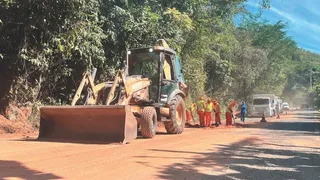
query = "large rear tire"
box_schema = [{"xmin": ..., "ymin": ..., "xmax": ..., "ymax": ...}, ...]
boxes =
[
  {"xmin": 140, "ymin": 107, "xmax": 157, "ymax": 138},
  {"xmin": 164, "ymin": 95, "xmax": 186, "ymax": 134}
]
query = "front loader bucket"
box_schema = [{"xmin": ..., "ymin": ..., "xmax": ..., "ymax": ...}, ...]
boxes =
[{"xmin": 38, "ymin": 105, "xmax": 137, "ymax": 143}]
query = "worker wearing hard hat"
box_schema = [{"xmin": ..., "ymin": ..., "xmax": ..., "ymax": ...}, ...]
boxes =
[
  {"xmin": 213, "ymin": 100, "xmax": 221, "ymax": 125},
  {"xmin": 196, "ymin": 96, "xmax": 206, "ymax": 127},
  {"xmin": 205, "ymin": 98, "xmax": 213, "ymax": 127},
  {"xmin": 226, "ymin": 100, "xmax": 237, "ymax": 126}
]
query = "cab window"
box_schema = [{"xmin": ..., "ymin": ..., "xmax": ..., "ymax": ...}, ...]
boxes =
[{"xmin": 163, "ymin": 54, "xmax": 175, "ymax": 80}]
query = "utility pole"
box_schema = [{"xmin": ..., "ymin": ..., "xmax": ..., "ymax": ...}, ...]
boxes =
[{"xmin": 310, "ymin": 69, "xmax": 313, "ymax": 90}]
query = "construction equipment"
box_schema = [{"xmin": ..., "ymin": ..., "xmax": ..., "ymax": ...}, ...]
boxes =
[{"xmin": 38, "ymin": 39, "xmax": 189, "ymax": 143}]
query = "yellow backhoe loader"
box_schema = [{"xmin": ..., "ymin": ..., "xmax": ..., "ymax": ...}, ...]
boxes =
[{"xmin": 38, "ymin": 39, "xmax": 189, "ymax": 143}]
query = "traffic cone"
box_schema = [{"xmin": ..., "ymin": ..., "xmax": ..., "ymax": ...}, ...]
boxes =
[{"xmin": 260, "ymin": 113, "xmax": 267, "ymax": 122}]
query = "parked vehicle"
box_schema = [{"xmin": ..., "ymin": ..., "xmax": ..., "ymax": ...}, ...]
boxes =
[
  {"xmin": 250, "ymin": 94, "xmax": 277, "ymax": 117},
  {"xmin": 282, "ymin": 102, "xmax": 290, "ymax": 111}
]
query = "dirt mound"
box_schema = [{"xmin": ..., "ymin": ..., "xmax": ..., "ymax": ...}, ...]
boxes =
[{"xmin": 0, "ymin": 104, "xmax": 34, "ymax": 135}]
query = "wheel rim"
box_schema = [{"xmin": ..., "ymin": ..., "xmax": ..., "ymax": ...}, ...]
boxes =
[{"xmin": 176, "ymin": 103, "xmax": 183, "ymax": 126}]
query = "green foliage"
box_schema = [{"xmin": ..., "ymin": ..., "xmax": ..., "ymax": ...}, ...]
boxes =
[
  {"xmin": 0, "ymin": 0, "xmax": 106, "ymax": 104},
  {"xmin": 235, "ymin": 18, "xmax": 304, "ymax": 101},
  {"xmin": 284, "ymin": 50, "xmax": 320, "ymax": 107},
  {"xmin": 1, "ymin": 0, "xmax": 319, "ymax": 112}
]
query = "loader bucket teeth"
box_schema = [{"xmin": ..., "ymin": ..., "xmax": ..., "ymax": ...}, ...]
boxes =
[{"xmin": 38, "ymin": 105, "xmax": 137, "ymax": 143}]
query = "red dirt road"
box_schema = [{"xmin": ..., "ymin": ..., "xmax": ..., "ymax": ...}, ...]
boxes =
[{"xmin": 0, "ymin": 111, "xmax": 319, "ymax": 180}]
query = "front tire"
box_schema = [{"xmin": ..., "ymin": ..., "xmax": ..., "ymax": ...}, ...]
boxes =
[
  {"xmin": 164, "ymin": 95, "xmax": 186, "ymax": 134},
  {"xmin": 140, "ymin": 107, "xmax": 157, "ymax": 138}
]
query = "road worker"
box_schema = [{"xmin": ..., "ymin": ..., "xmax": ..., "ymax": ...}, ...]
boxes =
[
  {"xmin": 186, "ymin": 103, "xmax": 196, "ymax": 124},
  {"xmin": 276, "ymin": 103, "xmax": 280, "ymax": 119},
  {"xmin": 205, "ymin": 98, "xmax": 213, "ymax": 127},
  {"xmin": 192, "ymin": 103, "xmax": 196, "ymax": 116},
  {"xmin": 213, "ymin": 100, "xmax": 221, "ymax": 125},
  {"xmin": 240, "ymin": 102, "xmax": 247, "ymax": 122},
  {"xmin": 226, "ymin": 100, "xmax": 237, "ymax": 126},
  {"xmin": 211, "ymin": 99, "xmax": 216, "ymax": 126},
  {"xmin": 186, "ymin": 108, "xmax": 191, "ymax": 124},
  {"xmin": 196, "ymin": 96, "xmax": 206, "ymax": 127}
]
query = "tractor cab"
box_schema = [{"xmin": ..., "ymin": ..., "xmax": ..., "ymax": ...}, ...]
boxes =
[{"xmin": 126, "ymin": 40, "xmax": 188, "ymax": 105}]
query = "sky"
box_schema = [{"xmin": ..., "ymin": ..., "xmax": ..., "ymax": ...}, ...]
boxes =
[{"xmin": 244, "ymin": 0, "xmax": 320, "ymax": 54}]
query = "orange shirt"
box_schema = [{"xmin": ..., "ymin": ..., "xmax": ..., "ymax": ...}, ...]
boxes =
[{"xmin": 228, "ymin": 101, "xmax": 236, "ymax": 109}]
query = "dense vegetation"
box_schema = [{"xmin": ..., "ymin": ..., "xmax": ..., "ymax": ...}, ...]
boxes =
[{"xmin": 1, "ymin": 0, "xmax": 320, "ymax": 117}]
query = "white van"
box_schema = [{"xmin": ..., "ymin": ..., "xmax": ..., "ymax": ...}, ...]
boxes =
[
  {"xmin": 251, "ymin": 94, "xmax": 277, "ymax": 117},
  {"xmin": 251, "ymin": 97, "xmax": 273, "ymax": 117},
  {"xmin": 282, "ymin": 102, "xmax": 290, "ymax": 111}
]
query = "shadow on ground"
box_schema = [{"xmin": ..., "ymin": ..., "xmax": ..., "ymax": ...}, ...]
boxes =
[
  {"xmin": 262, "ymin": 121, "xmax": 320, "ymax": 133},
  {"xmin": 136, "ymin": 111, "xmax": 320, "ymax": 180},
  {"xmin": 138, "ymin": 137, "xmax": 320, "ymax": 180},
  {"xmin": 247, "ymin": 111, "xmax": 320, "ymax": 134},
  {"xmin": 0, "ymin": 160, "xmax": 61, "ymax": 180}
]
